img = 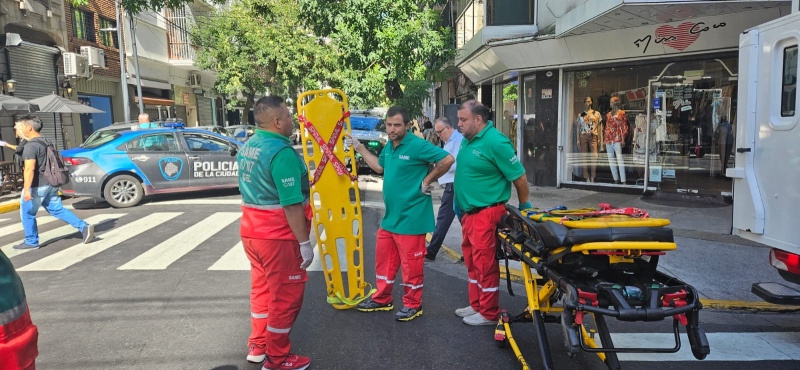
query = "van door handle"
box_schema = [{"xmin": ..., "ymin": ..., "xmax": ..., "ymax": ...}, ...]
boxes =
[
  {"xmin": 736, "ymin": 148, "xmax": 751, "ymax": 153},
  {"xmin": 188, "ymin": 156, "xmax": 200, "ymax": 160}
]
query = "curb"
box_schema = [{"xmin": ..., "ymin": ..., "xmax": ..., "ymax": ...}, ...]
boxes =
[
  {"xmin": 433, "ymin": 238, "xmax": 799, "ymax": 312},
  {"xmin": 0, "ymin": 200, "xmax": 20, "ymax": 214}
]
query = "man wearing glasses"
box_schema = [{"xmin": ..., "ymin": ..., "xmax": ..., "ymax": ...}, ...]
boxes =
[{"xmin": 425, "ymin": 117, "xmax": 463, "ymax": 261}]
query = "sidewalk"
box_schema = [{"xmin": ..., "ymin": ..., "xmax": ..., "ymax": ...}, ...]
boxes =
[
  {"xmin": 361, "ymin": 178, "xmax": 795, "ymax": 311},
  {"xmin": 0, "ymin": 192, "xmax": 20, "ymax": 214}
]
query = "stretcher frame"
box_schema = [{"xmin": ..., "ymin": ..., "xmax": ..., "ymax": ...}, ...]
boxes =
[
  {"xmin": 297, "ymin": 89, "xmax": 373, "ymax": 309},
  {"xmin": 494, "ymin": 205, "xmax": 710, "ymax": 369}
]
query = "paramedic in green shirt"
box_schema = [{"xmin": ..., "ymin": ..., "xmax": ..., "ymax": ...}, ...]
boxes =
[
  {"xmin": 453, "ymin": 100, "xmax": 531, "ymax": 326},
  {"xmin": 346, "ymin": 106, "xmax": 454, "ymax": 322}
]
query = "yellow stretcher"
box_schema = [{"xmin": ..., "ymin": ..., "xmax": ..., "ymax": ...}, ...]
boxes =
[{"xmin": 296, "ymin": 89, "xmax": 374, "ymax": 309}]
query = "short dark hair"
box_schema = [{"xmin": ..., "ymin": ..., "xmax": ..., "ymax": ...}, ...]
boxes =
[
  {"xmin": 253, "ymin": 96, "xmax": 285, "ymax": 126},
  {"xmin": 386, "ymin": 106, "xmax": 410, "ymax": 124},
  {"xmin": 16, "ymin": 115, "xmax": 43, "ymax": 132},
  {"xmin": 459, "ymin": 100, "xmax": 490, "ymax": 123}
]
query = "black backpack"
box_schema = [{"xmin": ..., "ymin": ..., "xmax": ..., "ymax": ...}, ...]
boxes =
[{"xmin": 32, "ymin": 138, "xmax": 70, "ymax": 187}]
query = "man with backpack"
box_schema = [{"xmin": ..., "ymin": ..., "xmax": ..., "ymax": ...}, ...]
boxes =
[{"xmin": 12, "ymin": 115, "xmax": 93, "ymax": 250}]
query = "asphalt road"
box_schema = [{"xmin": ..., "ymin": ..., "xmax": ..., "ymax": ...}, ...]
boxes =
[{"xmin": 3, "ymin": 190, "xmax": 800, "ymax": 369}]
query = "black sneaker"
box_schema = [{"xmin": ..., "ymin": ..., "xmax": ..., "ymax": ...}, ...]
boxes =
[
  {"xmin": 12, "ymin": 242, "xmax": 39, "ymax": 250},
  {"xmin": 357, "ymin": 298, "xmax": 393, "ymax": 312},
  {"xmin": 81, "ymin": 224, "xmax": 95, "ymax": 244},
  {"xmin": 395, "ymin": 306, "xmax": 423, "ymax": 322},
  {"xmin": 424, "ymin": 253, "xmax": 436, "ymax": 262}
]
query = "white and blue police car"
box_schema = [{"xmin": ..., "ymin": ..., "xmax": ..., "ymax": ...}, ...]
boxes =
[{"xmin": 60, "ymin": 122, "xmax": 243, "ymax": 208}]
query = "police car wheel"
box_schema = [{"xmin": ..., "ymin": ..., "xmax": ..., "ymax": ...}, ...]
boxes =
[{"xmin": 104, "ymin": 175, "xmax": 143, "ymax": 208}]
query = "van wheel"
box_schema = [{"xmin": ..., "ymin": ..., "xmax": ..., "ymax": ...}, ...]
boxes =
[{"xmin": 104, "ymin": 175, "xmax": 143, "ymax": 208}]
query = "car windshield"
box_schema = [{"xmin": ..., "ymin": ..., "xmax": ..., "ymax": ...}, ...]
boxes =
[
  {"xmin": 82, "ymin": 130, "xmax": 121, "ymax": 149},
  {"xmin": 350, "ymin": 116, "xmax": 385, "ymax": 131}
]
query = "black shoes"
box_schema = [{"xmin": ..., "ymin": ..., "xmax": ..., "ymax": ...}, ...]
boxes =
[
  {"xmin": 357, "ymin": 298, "xmax": 393, "ymax": 312},
  {"xmin": 424, "ymin": 253, "xmax": 436, "ymax": 262},
  {"xmin": 395, "ymin": 306, "xmax": 423, "ymax": 322}
]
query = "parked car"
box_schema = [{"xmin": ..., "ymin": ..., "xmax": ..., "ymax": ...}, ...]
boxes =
[
  {"xmin": 61, "ymin": 123, "xmax": 242, "ymax": 208},
  {"xmin": 349, "ymin": 110, "xmax": 388, "ymax": 174},
  {"xmin": 224, "ymin": 124, "xmax": 256, "ymax": 143},
  {"xmin": 195, "ymin": 125, "xmax": 230, "ymax": 137}
]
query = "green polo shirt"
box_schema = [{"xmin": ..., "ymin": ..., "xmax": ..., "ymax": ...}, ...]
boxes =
[
  {"xmin": 454, "ymin": 123, "xmax": 525, "ymax": 213},
  {"xmin": 379, "ymin": 132, "xmax": 449, "ymax": 235}
]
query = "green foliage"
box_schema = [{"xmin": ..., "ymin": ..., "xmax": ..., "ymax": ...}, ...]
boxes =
[
  {"xmin": 71, "ymin": 0, "xmax": 201, "ymax": 13},
  {"xmin": 191, "ymin": 0, "xmax": 333, "ymax": 123},
  {"xmin": 300, "ymin": 0, "xmax": 454, "ymax": 113},
  {"xmin": 503, "ymin": 83, "xmax": 518, "ymax": 104}
]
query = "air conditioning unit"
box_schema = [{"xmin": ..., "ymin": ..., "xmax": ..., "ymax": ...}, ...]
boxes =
[
  {"xmin": 80, "ymin": 46, "xmax": 106, "ymax": 68},
  {"xmin": 63, "ymin": 52, "xmax": 88, "ymax": 77},
  {"xmin": 188, "ymin": 73, "xmax": 201, "ymax": 88}
]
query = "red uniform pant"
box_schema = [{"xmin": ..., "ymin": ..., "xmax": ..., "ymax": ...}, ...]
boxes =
[
  {"xmin": 243, "ymin": 237, "xmax": 307, "ymax": 364},
  {"xmin": 372, "ymin": 228, "xmax": 426, "ymax": 309},
  {"xmin": 461, "ymin": 204, "xmax": 505, "ymax": 320}
]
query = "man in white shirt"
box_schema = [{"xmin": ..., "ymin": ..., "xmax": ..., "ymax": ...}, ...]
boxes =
[{"xmin": 426, "ymin": 117, "xmax": 464, "ymax": 261}]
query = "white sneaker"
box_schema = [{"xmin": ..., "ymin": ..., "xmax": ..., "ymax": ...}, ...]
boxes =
[
  {"xmin": 463, "ymin": 312, "xmax": 496, "ymax": 326},
  {"xmin": 455, "ymin": 306, "xmax": 477, "ymax": 318}
]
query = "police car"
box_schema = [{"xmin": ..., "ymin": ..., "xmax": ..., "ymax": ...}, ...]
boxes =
[
  {"xmin": 349, "ymin": 110, "xmax": 388, "ymax": 174},
  {"xmin": 60, "ymin": 123, "xmax": 243, "ymax": 208}
]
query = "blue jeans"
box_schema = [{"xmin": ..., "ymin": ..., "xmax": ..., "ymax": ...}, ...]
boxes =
[
  {"xmin": 427, "ymin": 183, "xmax": 458, "ymax": 256},
  {"xmin": 20, "ymin": 185, "xmax": 87, "ymax": 246}
]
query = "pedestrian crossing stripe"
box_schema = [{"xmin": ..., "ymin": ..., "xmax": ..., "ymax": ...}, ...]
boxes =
[
  {"xmin": 17, "ymin": 213, "xmax": 182, "ymax": 271},
  {"xmin": 119, "ymin": 212, "xmax": 240, "ymax": 270},
  {"xmin": 0, "ymin": 218, "xmax": 8, "ymax": 223},
  {"xmin": 1, "ymin": 214, "xmax": 127, "ymax": 259},
  {"xmin": 208, "ymin": 241, "xmax": 249, "ymax": 271},
  {"xmin": 613, "ymin": 332, "xmax": 800, "ymax": 361},
  {"xmin": 0, "ymin": 216, "xmax": 58, "ymax": 239}
]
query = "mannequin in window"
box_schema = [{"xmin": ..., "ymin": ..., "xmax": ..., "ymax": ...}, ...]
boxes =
[
  {"xmin": 713, "ymin": 115, "xmax": 734, "ymax": 176},
  {"xmin": 577, "ymin": 97, "xmax": 601, "ymax": 182},
  {"xmin": 604, "ymin": 96, "xmax": 628, "ymax": 184}
]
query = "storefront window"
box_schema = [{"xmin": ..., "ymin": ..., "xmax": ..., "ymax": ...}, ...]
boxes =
[
  {"xmin": 494, "ymin": 79, "xmax": 518, "ymax": 149},
  {"xmin": 562, "ymin": 57, "xmax": 738, "ymax": 195}
]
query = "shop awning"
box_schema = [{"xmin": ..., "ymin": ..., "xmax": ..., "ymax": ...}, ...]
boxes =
[
  {"xmin": 134, "ymin": 96, "xmax": 175, "ymax": 106},
  {"xmin": 556, "ymin": 0, "xmax": 790, "ymax": 37},
  {"xmin": 457, "ymin": 4, "xmax": 786, "ymax": 84}
]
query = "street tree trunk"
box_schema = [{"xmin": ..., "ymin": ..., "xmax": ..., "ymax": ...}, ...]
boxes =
[
  {"xmin": 242, "ymin": 94, "xmax": 256, "ymax": 125},
  {"xmin": 385, "ymin": 78, "xmax": 403, "ymax": 102}
]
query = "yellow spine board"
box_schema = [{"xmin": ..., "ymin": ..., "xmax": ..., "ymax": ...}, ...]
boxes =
[{"xmin": 297, "ymin": 89, "xmax": 373, "ymax": 309}]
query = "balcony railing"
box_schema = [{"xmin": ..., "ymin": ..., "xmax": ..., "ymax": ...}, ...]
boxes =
[{"xmin": 165, "ymin": 7, "xmax": 195, "ymax": 61}]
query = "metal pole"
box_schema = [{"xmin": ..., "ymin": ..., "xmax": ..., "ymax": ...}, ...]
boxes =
[
  {"xmin": 116, "ymin": 0, "xmax": 130, "ymax": 121},
  {"xmin": 128, "ymin": 11, "xmax": 144, "ymax": 115}
]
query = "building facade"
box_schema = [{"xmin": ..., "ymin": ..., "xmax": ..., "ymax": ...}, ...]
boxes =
[
  {"xmin": 440, "ymin": 0, "xmax": 794, "ymax": 198},
  {"xmin": 1, "ymin": 0, "xmax": 71, "ymax": 154}
]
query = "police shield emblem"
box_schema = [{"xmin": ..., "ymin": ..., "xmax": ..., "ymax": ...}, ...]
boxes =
[{"xmin": 159, "ymin": 157, "xmax": 184, "ymax": 181}]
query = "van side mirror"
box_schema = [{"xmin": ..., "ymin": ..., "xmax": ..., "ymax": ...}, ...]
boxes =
[{"xmin": 229, "ymin": 145, "xmax": 238, "ymax": 156}]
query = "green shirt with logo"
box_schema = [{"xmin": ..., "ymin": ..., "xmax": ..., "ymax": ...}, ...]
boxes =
[
  {"xmin": 454, "ymin": 123, "xmax": 525, "ymax": 213},
  {"xmin": 379, "ymin": 133, "xmax": 448, "ymax": 235},
  {"xmin": 238, "ymin": 129, "xmax": 309, "ymax": 207}
]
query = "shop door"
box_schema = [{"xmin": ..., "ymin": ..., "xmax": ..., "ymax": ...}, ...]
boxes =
[
  {"xmin": 77, "ymin": 95, "xmax": 114, "ymax": 141},
  {"xmin": 197, "ymin": 97, "xmax": 213, "ymax": 125},
  {"xmin": 8, "ymin": 42, "xmax": 63, "ymax": 149}
]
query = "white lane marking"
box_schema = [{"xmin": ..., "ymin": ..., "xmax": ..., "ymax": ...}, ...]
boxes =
[
  {"xmin": 0, "ymin": 216, "xmax": 57, "ymax": 237},
  {"xmin": 208, "ymin": 242, "xmax": 248, "ymax": 271},
  {"xmin": 614, "ymin": 332, "xmax": 800, "ymax": 361},
  {"xmin": 17, "ymin": 213, "xmax": 181, "ymax": 271},
  {"xmin": 143, "ymin": 198, "xmax": 386, "ymax": 209},
  {"xmin": 146, "ymin": 199, "xmax": 241, "ymax": 205},
  {"xmin": 119, "ymin": 212, "xmax": 241, "ymax": 270},
  {"xmin": 0, "ymin": 218, "xmax": 9, "ymax": 223},
  {"xmin": 1, "ymin": 214, "xmax": 127, "ymax": 259}
]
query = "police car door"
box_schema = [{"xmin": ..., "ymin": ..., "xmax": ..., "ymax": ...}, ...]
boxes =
[
  {"xmin": 125, "ymin": 132, "xmax": 190, "ymax": 191},
  {"xmin": 180, "ymin": 132, "xmax": 239, "ymax": 186}
]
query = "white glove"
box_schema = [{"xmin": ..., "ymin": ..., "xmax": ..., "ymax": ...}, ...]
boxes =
[
  {"xmin": 299, "ymin": 240, "xmax": 314, "ymax": 270},
  {"xmin": 0, "ymin": 140, "xmax": 6, "ymax": 147},
  {"xmin": 421, "ymin": 181, "xmax": 434, "ymax": 196},
  {"xmin": 344, "ymin": 135, "xmax": 361, "ymax": 150}
]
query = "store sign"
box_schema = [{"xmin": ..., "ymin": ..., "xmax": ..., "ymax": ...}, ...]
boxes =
[
  {"xmin": 634, "ymin": 21, "xmax": 727, "ymax": 54},
  {"xmin": 541, "ymin": 89, "xmax": 553, "ymax": 99}
]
